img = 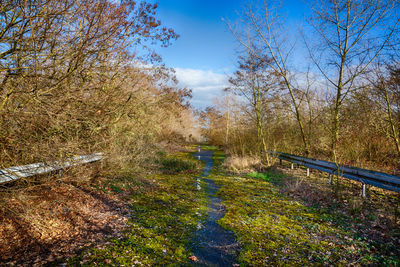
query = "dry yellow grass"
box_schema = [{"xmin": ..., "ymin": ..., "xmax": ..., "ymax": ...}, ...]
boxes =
[{"xmin": 223, "ymin": 155, "xmax": 263, "ymax": 172}]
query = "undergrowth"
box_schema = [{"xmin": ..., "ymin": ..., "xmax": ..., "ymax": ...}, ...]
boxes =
[
  {"xmin": 209, "ymin": 150, "xmax": 400, "ymax": 265},
  {"xmin": 160, "ymin": 155, "xmax": 201, "ymax": 174},
  {"xmin": 68, "ymin": 151, "xmax": 207, "ymax": 266},
  {"xmin": 246, "ymin": 172, "xmax": 271, "ymax": 181},
  {"xmin": 200, "ymin": 145, "xmax": 219, "ymax": 151}
]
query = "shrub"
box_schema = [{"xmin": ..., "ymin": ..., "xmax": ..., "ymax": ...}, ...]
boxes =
[{"xmin": 161, "ymin": 157, "xmax": 200, "ymax": 174}]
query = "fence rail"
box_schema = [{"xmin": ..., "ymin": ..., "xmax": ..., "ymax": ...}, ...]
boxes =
[
  {"xmin": 270, "ymin": 151, "xmax": 400, "ymax": 196},
  {"xmin": 0, "ymin": 153, "xmax": 103, "ymax": 184}
]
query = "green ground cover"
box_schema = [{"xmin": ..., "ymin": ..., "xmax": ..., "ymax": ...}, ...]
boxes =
[
  {"xmin": 209, "ymin": 150, "xmax": 399, "ymax": 265},
  {"xmin": 246, "ymin": 172, "xmax": 271, "ymax": 181},
  {"xmin": 68, "ymin": 151, "xmax": 208, "ymax": 266},
  {"xmin": 68, "ymin": 147, "xmax": 399, "ymax": 266},
  {"xmin": 200, "ymin": 144, "xmax": 219, "ymax": 151}
]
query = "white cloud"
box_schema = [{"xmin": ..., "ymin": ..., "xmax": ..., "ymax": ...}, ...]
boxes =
[{"xmin": 175, "ymin": 68, "xmax": 229, "ymax": 109}]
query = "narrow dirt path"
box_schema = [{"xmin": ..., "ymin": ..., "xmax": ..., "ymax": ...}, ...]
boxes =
[{"xmin": 190, "ymin": 149, "xmax": 240, "ymax": 266}]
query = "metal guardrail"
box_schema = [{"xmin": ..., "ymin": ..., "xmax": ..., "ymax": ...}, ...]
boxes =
[
  {"xmin": 0, "ymin": 153, "xmax": 103, "ymax": 184},
  {"xmin": 270, "ymin": 151, "xmax": 400, "ymax": 196}
]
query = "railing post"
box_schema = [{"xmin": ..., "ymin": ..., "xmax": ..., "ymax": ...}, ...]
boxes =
[
  {"xmin": 362, "ymin": 183, "xmax": 367, "ymax": 198},
  {"xmin": 267, "ymin": 150, "xmax": 400, "ymax": 195}
]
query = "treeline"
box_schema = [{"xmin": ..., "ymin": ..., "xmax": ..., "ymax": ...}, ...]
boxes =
[
  {"xmin": 0, "ymin": 0, "xmax": 199, "ymax": 171},
  {"xmin": 202, "ymin": 0, "xmax": 400, "ymax": 173}
]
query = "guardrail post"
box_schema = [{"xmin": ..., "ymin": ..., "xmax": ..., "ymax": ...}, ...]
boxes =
[
  {"xmin": 306, "ymin": 168, "xmax": 310, "ymax": 177},
  {"xmin": 362, "ymin": 183, "xmax": 367, "ymax": 198},
  {"xmin": 267, "ymin": 150, "xmax": 400, "ymax": 194}
]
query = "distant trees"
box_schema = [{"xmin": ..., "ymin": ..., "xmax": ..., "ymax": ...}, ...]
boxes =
[
  {"xmin": 206, "ymin": 0, "xmax": 400, "ymax": 172},
  {"xmin": 384, "ymin": 65, "xmax": 400, "ymax": 157},
  {"xmin": 307, "ymin": 0, "xmax": 399, "ymax": 169},
  {"xmin": 226, "ymin": 54, "xmax": 278, "ymax": 164},
  {"xmin": 367, "ymin": 63, "xmax": 400, "ymax": 158},
  {"xmin": 226, "ymin": 0, "xmax": 311, "ymax": 155}
]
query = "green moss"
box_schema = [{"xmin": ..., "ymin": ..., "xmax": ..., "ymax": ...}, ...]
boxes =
[
  {"xmin": 68, "ymin": 148, "xmax": 399, "ymax": 266},
  {"xmin": 156, "ymin": 151, "xmax": 202, "ymax": 174},
  {"xmin": 68, "ymin": 152, "xmax": 208, "ymax": 266},
  {"xmin": 160, "ymin": 156, "xmax": 200, "ymax": 174},
  {"xmin": 209, "ymin": 149, "xmax": 399, "ymax": 265},
  {"xmin": 246, "ymin": 172, "xmax": 271, "ymax": 181},
  {"xmin": 200, "ymin": 144, "xmax": 219, "ymax": 151}
]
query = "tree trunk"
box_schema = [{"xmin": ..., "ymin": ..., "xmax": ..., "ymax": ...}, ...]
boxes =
[
  {"xmin": 255, "ymin": 102, "xmax": 270, "ymax": 166},
  {"xmin": 286, "ymin": 80, "xmax": 309, "ymax": 156},
  {"xmin": 383, "ymin": 86, "xmax": 400, "ymax": 156}
]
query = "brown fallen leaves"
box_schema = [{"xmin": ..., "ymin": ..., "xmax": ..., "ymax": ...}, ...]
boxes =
[
  {"xmin": 0, "ymin": 177, "xmax": 131, "ymax": 266},
  {"xmin": 188, "ymin": 255, "xmax": 198, "ymax": 262},
  {"xmin": 275, "ymin": 165, "xmax": 400, "ymax": 251}
]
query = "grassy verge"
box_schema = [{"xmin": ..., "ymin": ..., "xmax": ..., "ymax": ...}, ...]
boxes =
[
  {"xmin": 209, "ymin": 150, "xmax": 400, "ymax": 265},
  {"xmin": 159, "ymin": 153, "xmax": 201, "ymax": 174},
  {"xmin": 68, "ymin": 151, "xmax": 208, "ymax": 266},
  {"xmin": 200, "ymin": 145, "xmax": 219, "ymax": 151}
]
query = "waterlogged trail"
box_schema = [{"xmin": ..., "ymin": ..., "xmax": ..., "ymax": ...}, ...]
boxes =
[{"xmin": 190, "ymin": 149, "xmax": 240, "ymax": 266}]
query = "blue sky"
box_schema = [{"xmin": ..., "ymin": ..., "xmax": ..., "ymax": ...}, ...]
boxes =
[
  {"xmin": 157, "ymin": 0, "xmax": 242, "ymax": 70},
  {"xmin": 154, "ymin": 0, "xmax": 308, "ymax": 109}
]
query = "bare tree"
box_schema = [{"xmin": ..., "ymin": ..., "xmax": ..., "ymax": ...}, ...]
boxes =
[
  {"xmin": 0, "ymin": 0, "xmax": 181, "ymax": 166},
  {"xmin": 226, "ymin": 0, "xmax": 311, "ymax": 155},
  {"xmin": 0, "ymin": 0, "xmax": 179, "ymax": 114},
  {"xmin": 226, "ymin": 53, "xmax": 279, "ymax": 164},
  {"xmin": 367, "ymin": 63, "xmax": 400, "ymax": 157},
  {"xmin": 306, "ymin": 0, "xmax": 399, "ymax": 171}
]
